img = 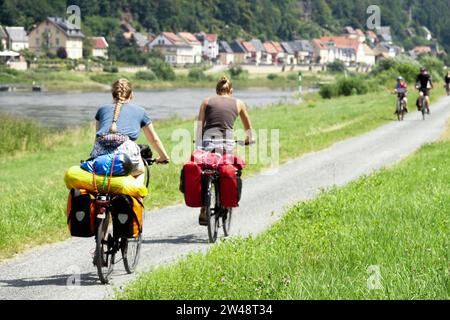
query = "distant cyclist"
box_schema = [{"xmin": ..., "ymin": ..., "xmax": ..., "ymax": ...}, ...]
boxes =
[
  {"xmin": 415, "ymin": 67, "xmax": 433, "ymax": 114},
  {"xmin": 394, "ymin": 76, "xmax": 408, "ymax": 114},
  {"xmin": 195, "ymin": 76, "xmax": 253, "ymax": 225},
  {"xmin": 445, "ymin": 71, "xmax": 450, "ymax": 95}
]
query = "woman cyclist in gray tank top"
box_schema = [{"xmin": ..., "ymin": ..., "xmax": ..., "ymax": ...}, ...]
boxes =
[
  {"xmin": 195, "ymin": 76, "xmax": 253, "ymax": 154},
  {"xmin": 195, "ymin": 76, "xmax": 253, "ymax": 225}
]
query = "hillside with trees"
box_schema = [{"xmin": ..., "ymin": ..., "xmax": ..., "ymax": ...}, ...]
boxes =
[{"xmin": 0, "ymin": 0, "xmax": 449, "ymax": 63}]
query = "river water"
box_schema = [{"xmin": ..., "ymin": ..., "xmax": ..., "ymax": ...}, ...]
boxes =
[{"xmin": 0, "ymin": 88, "xmax": 298, "ymax": 128}]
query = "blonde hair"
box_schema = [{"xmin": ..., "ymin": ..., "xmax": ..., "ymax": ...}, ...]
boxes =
[
  {"xmin": 216, "ymin": 76, "xmax": 233, "ymax": 95},
  {"xmin": 110, "ymin": 79, "xmax": 132, "ymax": 133}
]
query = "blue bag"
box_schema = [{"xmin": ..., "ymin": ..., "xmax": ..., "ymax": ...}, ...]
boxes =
[{"xmin": 81, "ymin": 152, "xmax": 133, "ymax": 177}]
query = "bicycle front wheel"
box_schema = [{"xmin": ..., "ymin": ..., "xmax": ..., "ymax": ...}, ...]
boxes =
[
  {"xmin": 121, "ymin": 234, "xmax": 143, "ymax": 274},
  {"xmin": 95, "ymin": 217, "xmax": 115, "ymax": 284}
]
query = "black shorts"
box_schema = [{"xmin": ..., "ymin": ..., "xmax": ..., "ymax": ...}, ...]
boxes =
[{"xmin": 419, "ymin": 88, "xmax": 430, "ymax": 97}]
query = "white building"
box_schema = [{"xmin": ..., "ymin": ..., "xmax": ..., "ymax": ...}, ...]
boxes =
[
  {"xmin": 91, "ymin": 37, "xmax": 108, "ymax": 59},
  {"xmin": 5, "ymin": 27, "xmax": 29, "ymax": 52},
  {"xmin": 149, "ymin": 32, "xmax": 196, "ymax": 65},
  {"xmin": 178, "ymin": 32, "xmax": 202, "ymax": 64},
  {"xmin": 196, "ymin": 32, "xmax": 218, "ymax": 61}
]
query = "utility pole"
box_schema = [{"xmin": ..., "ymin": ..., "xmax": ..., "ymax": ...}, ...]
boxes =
[{"xmin": 298, "ymin": 71, "xmax": 303, "ymax": 94}]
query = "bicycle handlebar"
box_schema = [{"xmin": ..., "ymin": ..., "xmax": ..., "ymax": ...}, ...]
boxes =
[{"xmin": 192, "ymin": 140, "xmax": 256, "ymax": 146}]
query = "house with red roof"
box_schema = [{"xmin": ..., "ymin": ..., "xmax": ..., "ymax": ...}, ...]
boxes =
[
  {"xmin": 148, "ymin": 32, "xmax": 196, "ymax": 65},
  {"xmin": 242, "ymin": 41, "xmax": 259, "ymax": 64},
  {"xmin": 312, "ymin": 36, "xmax": 370, "ymax": 65},
  {"xmin": 91, "ymin": 37, "xmax": 108, "ymax": 59},
  {"xmin": 196, "ymin": 32, "xmax": 219, "ymax": 61},
  {"xmin": 263, "ymin": 42, "xmax": 286, "ymax": 65},
  {"xmin": 178, "ymin": 32, "xmax": 202, "ymax": 63}
]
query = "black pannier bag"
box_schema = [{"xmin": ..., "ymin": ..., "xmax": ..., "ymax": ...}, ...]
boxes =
[
  {"xmin": 66, "ymin": 189, "xmax": 96, "ymax": 237},
  {"xmin": 111, "ymin": 195, "xmax": 143, "ymax": 239}
]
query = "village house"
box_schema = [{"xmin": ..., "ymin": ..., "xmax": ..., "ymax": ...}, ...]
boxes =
[
  {"xmin": 148, "ymin": 32, "xmax": 195, "ymax": 66},
  {"xmin": 178, "ymin": 32, "xmax": 202, "ymax": 64},
  {"xmin": 312, "ymin": 36, "xmax": 373, "ymax": 65},
  {"xmin": 91, "ymin": 37, "xmax": 108, "ymax": 59},
  {"xmin": 362, "ymin": 44, "xmax": 376, "ymax": 66},
  {"xmin": 289, "ymin": 40, "xmax": 313, "ymax": 64},
  {"xmin": 242, "ymin": 41, "xmax": 258, "ymax": 64},
  {"xmin": 218, "ymin": 41, "xmax": 234, "ymax": 65},
  {"xmin": 271, "ymin": 42, "xmax": 285, "ymax": 64},
  {"xmin": 229, "ymin": 40, "xmax": 248, "ymax": 64},
  {"xmin": 251, "ymin": 39, "xmax": 265, "ymax": 65},
  {"xmin": 409, "ymin": 46, "xmax": 432, "ymax": 59},
  {"xmin": 281, "ymin": 42, "xmax": 296, "ymax": 65},
  {"xmin": 262, "ymin": 42, "xmax": 276, "ymax": 65},
  {"xmin": 196, "ymin": 32, "xmax": 219, "ymax": 61},
  {"xmin": 5, "ymin": 27, "xmax": 29, "ymax": 52},
  {"xmin": 28, "ymin": 17, "xmax": 84, "ymax": 59},
  {"xmin": 120, "ymin": 22, "xmax": 150, "ymax": 52}
]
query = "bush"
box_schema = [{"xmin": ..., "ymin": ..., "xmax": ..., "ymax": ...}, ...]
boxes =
[
  {"xmin": 319, "ymin": 76, "xmax": 369, "ymax": 99},
  {"xmin": 188, "ymin": 68, "xmax": 206, "ymax": 81},
  {"xmin": 267, "ymin": 73, "xmax": 279, "ymax": 80},
  {"xmin": 327, "ymin": 61, "xmax": 347, "ymax": 73},
  {"xmin": 371, "ymin": 57, "xmax": 420, "ymax": 84},
  {"xmin": 103, "ymin": 65, "xmax": 119, "ymax": 73},
  {"xmin": 319, "ymin": 83, "xmax": 339, "ymax": 99},
  {"xmin": 419, "ymin": 55, "xmax": 445, "ymax": 77},
  {"xmin": 151, "ymin": 60, "xmax": 176, "ymax": 81},
  {"xmin": 229, "ymin": 65, "xmax": 244, "ymax": 77},
  {"xmin": 135, "ymin": 70, "xmax": 157, "ymax": 81},
  {"xmin": 337, "ymin": 77, "xmax": 369, "ymax": 96},
  {"xmin": 228, "ymin": 65, "xmax": 249, "ymax": 80}
]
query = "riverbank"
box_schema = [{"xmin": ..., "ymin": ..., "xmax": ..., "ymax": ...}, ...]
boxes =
[
  {"xmin": 0, "ymin": 87, "xmax": 445, "ymax": 259},
  {"xmin": 0, "ymin": 69, "xmax": 325, "ymax": 92},
  {"xmin": 118, "ymin": 121, "xmax": 450, "ymax": 300}
]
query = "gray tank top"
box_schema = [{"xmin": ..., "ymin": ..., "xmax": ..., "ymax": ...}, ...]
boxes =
[{"xmin": 203, "ymin": 96, "xmax": 238, "ymax": 139}]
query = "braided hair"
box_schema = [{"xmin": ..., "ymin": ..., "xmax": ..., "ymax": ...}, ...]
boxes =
[{"xmin": 110, "ymin": 79, "xmax": 132, "ymax": 133}]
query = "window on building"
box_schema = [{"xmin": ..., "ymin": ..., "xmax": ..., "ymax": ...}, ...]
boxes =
[{"xmin": 56, "ymin": 38, "xmax": 60, "ymax": 46}]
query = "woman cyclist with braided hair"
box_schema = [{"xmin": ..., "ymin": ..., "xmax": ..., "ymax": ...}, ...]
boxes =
[{"xmin": 91, "ymin": 79, "xmax": 170, "ymax": 180}]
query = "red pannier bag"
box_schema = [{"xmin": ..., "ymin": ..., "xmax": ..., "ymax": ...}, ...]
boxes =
[
  {"xmin": 219, "ymin": 164, "xmax": 243, "ymax": 208},
  {"xmin": 180, "ymin": 161, "xmax": 203, "ymax": 207}
]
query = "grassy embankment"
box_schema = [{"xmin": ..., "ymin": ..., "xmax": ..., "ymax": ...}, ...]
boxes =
[
  {"xmin": 0, "ymin": 68, "xmax": 322, "ymax": 92},
  {"xmin": 0, "ymin": 86, "xmax": 445, "ymax": 259},
  {"xmin": 118, "ymin": 106, "xmax": 450, "ymax": 300}
]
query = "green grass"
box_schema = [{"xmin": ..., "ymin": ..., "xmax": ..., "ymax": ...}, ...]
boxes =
[
  {"xmin": 0, "ymin": 87, "xmax": 445, "ymax": 259},
  {"xmin": 117, "ymin": 132, "xmax": 450, "ymax": 300}
]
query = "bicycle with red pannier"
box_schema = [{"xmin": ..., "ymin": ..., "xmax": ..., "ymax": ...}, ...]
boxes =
[{"xmin": 180, "ymin": 140, "xmax": 250, "ymax": 243}]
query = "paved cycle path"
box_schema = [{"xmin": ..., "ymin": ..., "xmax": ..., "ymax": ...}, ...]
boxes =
[{"xmin": 1, "ymin": 95, "xmax": 450, "ymax": 300}]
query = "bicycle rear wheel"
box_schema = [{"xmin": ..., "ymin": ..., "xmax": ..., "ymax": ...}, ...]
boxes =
[
  {"xmin": 121, "ymin": 234, "xmax": 143, "ymax": 274},
  {"xmin": 222, "ymin": 208, "xmax": 233, "ymax": 237},
  {"xmin": 95, "ymin": 217, "xmax": 115, "ymax": 284},
  {"xmin": 206, "ymin": 180, "xmax": 219, "ymax": 243}
]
